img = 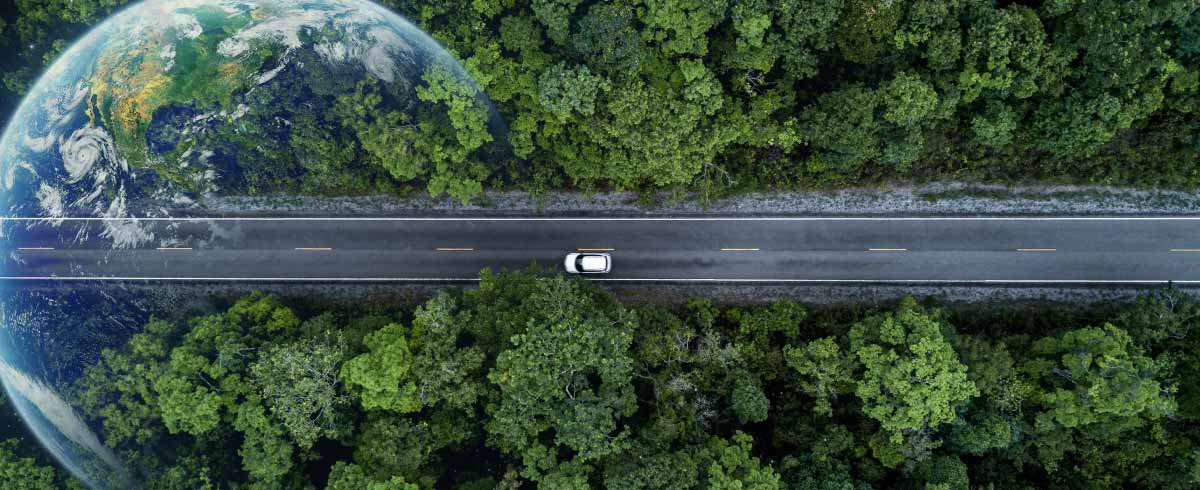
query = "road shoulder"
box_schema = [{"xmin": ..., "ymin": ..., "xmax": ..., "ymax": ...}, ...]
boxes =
[{"xmin": 176, "ymin": 182, "xmax": 1200, "ymax": 218}]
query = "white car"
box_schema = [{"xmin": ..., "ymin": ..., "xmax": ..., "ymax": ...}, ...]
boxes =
[{"xmin": 564, "ymin": 252, "xmax": 611, "ymax": 274}]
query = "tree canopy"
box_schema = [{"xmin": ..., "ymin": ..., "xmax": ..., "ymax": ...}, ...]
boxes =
[
  {"xmin": 18, "ymin": 272, "xmax": 1193, "ymax": 489},
  {"xmin": 1, "ymin": 0, "xmax": 1197, "ymax": 199}
]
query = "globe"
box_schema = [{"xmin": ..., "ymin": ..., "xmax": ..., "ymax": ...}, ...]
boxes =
[{"xmin": 0, "ymin": 1, "xmax": 500, "ymax": 487}]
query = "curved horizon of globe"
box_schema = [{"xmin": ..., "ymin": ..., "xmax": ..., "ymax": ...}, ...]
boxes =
[
  {"xmin": 0, "ymin": 0, "xmax": 504, "ymax": 224},
  {"xmin": 0, "ymin": 1, "xmax": 505, "ymax": 487}
]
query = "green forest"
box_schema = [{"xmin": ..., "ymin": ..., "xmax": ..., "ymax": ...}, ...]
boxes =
[
  {"xmin": 0, "ymin": 395, "xmax": 81, "ymax": 489},
  {"xmin": 2, "ymin": 270, "xmax": 1185, "ymax": 489},
  {"xmin": 1, "ymin": 0, "xmax": 1198, "ymax": 197},
  {"xmin": 1, "ymin": 1, "xmax": 1199, "ymax": 487}
]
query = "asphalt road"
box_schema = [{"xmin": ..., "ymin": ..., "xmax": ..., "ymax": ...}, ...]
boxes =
[{"xmin": 4, "ymin": 217, "xmax": 1200, "ymax": 283}]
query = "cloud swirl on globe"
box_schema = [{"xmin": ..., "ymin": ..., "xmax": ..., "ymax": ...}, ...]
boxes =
[{"xmin": 0, "ymin": 1, "xmax": 496, "ymax": 487}]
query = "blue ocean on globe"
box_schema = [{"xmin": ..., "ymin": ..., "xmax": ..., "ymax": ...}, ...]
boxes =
[{"xmin": 0, "ymin": 0, "xmax": 498, "ymax": 486}]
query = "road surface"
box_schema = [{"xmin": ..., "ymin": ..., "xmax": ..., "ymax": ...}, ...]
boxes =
[{"xmin": 4, "ymin": 217, "xmax": 1200, "ymax": 283}]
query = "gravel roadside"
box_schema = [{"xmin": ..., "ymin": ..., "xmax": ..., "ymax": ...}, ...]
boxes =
[
  {"xmin": 23, "ymin": 280, "xmax": 1191, "ymax": 311},
  {"xmin": 183, "ymin": 182, "xmax": 1200, "ymax": 217}
]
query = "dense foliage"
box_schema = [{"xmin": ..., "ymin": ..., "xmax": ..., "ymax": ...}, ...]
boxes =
[
  {"xmin": 2, "ymin": 0, "xmax": 1198, "ymax": 198},
  {"xmin": 27, "ymin": 270, "xmax": 1197, "ymax": 489},
  {"xmin": 0, "ymin": 390, "xmax": 81, "ymax": 489}
]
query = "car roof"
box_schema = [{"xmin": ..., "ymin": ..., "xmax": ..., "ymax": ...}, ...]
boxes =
[{"xmin": 580, "ymin": 255, "xmax": 608, "ymax": 270}]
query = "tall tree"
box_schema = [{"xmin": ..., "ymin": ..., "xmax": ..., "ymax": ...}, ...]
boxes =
[
  {"xmin": 486, "ymin": 276, "xmax": 637, "ymax": 479},
  {"xmin": 849, "ymin": 298, "xmax": 978, "ymax": 467}
]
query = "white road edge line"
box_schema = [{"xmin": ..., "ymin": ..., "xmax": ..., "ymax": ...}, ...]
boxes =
[
  {"xmin": 16, "ymin": 247, "xmax": 54, "ymax": 250},
  {"xmin": 720, "ymin": 248, "xmax": 760, "ymax": 251},
  {"xmin": 1, "ymin": 277, "xmax": 1197, "ymax": 284},
  {"xmin": 295, "ymin": 247, "xmax": 333, "ymax": 251},
  {"xmin": 157, "ymin": 247, "xmax": 193, "ymax": 251},
  {"xmin": 1171, "ymin": 249, "xmax": 1200, "ymax": 252},
  {"xmin": 5, "ymin": 217, "xmax": 1200, "ymax": 222},
  {"xmin": 868, "ymin": 248, "xmax": 908, "ymax": 252},
  {"xmin": 1016, "ymin": 248, "xmax": 1057, "ymax": 252},
  {"xmin": 436, "ymin": 248, "xmax": 475, "ymax": 251}
]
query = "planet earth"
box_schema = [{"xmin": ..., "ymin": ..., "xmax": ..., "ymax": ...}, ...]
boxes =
[{"xmin": 0, "ymin": 0, "xmax": 499, "ymax": 487}]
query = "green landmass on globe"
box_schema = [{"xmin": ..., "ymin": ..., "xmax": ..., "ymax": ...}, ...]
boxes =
[
  {"xmin": 19, "ymin": 0, "xmax": 500, "ymax": 213},
  {"xmin": 0, "ymin": 1, "xmax": 505, "ymax": 486}
]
